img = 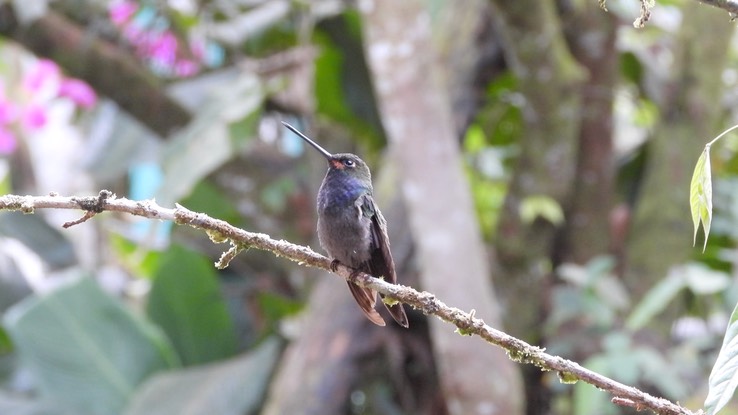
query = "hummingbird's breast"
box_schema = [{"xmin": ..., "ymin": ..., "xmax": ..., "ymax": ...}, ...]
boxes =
[{"xmin": 316, "ymin": 178, "xmax": 372, "ymax": 266}]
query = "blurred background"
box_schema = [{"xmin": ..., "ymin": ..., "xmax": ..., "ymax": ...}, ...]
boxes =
[{"xmin": 0, "ymin": 0, "xmax": 736, "ymax": 414}]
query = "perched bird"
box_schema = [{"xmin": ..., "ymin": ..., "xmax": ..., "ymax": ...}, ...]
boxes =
[{"xmin": 283, "ymin": 121, "xmax": 409, "ymax": 328}]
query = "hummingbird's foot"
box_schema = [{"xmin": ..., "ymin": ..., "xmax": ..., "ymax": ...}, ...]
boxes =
[{"xmin": 329, "ymin": 259, "xmax": 341, "ymax": 272}]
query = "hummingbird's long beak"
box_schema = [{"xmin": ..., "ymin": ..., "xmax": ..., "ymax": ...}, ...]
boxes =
[{"xmin": 282, "ymin": 121, "xmax": 333, "ymax": 160}]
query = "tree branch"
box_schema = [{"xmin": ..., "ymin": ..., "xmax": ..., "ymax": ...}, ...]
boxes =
[
  {"xmin": 0, "ymin": 191, "xmax": 696, "ymax": 415},
  {"xmin": 695, "ymin": 0, "xmax": 738, "ymax": 15}
]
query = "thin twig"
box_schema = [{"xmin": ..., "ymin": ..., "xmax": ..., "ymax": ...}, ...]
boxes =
[
  {"xmin": 62, "ymin": 210, "xmax": 97, "ymax": 228},
  {"xmin": 634, "ymin": 0, "xmax": 653, "ymax": 28},
  {"xmin": 696, "ymin": 0, "xmax": 738, "ymax": 16},
  {"xmin": 0, "ymin": 191, "xmax": 697, "ymax": 415}
]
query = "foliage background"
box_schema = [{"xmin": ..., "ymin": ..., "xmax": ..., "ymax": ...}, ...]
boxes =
[{"xmin": 0, "ymin": 0, "xmax": 737, "ymax": 414}]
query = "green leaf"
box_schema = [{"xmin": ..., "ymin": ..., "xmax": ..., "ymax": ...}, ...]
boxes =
[
  {"xmin": 109, "ymin": 235, "xmax": 162, "ymax": 279},
  {"xmin": 0, "ymin": 213, "xmax": 76, "ymax": 269},
  {"xmin": 463, "ymin": 124, "xmax": 487, "ymax": 154},
  {"xmin": 124, "ymin": 337, "xmax": 280, "ymax": 415},
  {"xmin": 313, "ymin": 34, "xmax": 351, "ymax": 124},
  {"xmin": 261, "ymin": 178, "xmax": 296, "ymax": 212},
  {"xmin": 690, "ymin": 148, "xmax": 713, "ymax": 252},
  {"xmin": 0, "ymin": 325, "xmax": 11, "ymax": 354},
  {"xmin": 482, "ymin": 71, "xmax": 523, "ymax": 147},
  {"xmin": 574, "ymin": 356, "xmax": 613, "ymax": 415},
  {"xmin": 0, "ymin": 389, "xmax": 82, "ymax": 415},
  {"xmin": 638, "ymin": 347, "xmax": 689, "ymax": 399},
  {"xmin": 619, "ymin": 52, "xmax": 643, "ymax": 85},
  {"xmin": 625, "ymin": 267, "xmax": 686, "ymax": 331},
  {"xmin": 466, "ymin": 168, "xmax": 506, "ymax": 240},
  {"xmin": 313, "ymin": 15, "xmax": 384, "ymax": 148},
  {"xmin": 0, "ymin": 390, "xmax": 78, "ymax": 415},
  {"xmin": 632, "ymin": 99, "xmax": 659, "ymax": 129},
  {"xmin": 519, "ymin": 195, "xmax": 564, "ymax": 226},
  {"xmin": 256, "ymin": 292, "xmax": 303, "ymax": 324},
  {"xmin": 228, "ymin": 111, "xmax": 260, "ymax": 149},
  {"xmin": 3, "ymin": 277, "xmax": 178, "ymax": 415},
  {"xmin": 683, "ymin": 263, "xmax": 730, "ymax": 295},
  {"xmin": 179, "ymin": 181, "xmax": 242, "ymax": 226},
  {"xmin": 158, "ymin": 73, "xmax": 263, "ymax": 207},
  {"xmin": 147, "ymin": 245, "xmax": 237, "ymax": 366},
  {"xmin": 705, "ymin": 302, "xmax": 738, "ymax": 415}
]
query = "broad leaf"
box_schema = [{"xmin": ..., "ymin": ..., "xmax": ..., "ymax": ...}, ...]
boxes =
[
  {"xmin": 0, "ymin": 213, "xmax": 76, "ymax": 269},
  {"xmin": 705, "ymin": 302, "xmax": 738, "ymax": 415},
  {"xmin": 683, "ymin": 263, "xmax": 729, "ymax": 294},
  {"xmin": 313, "ymin": 12, "xmax": 385, "ymax": 148},
  {"xmin": 179, "ymin": 180, "xmax": 242, "ymax": 226},
  {"xmin": 146, "ymin": 245, "xmax": 237, "ymax": 366},
  {"xmin": 84, "ymin": 104, "xmax": 160, "ymax": 184},
  {"xmin": 3, "ymin": 277, "xmax": 179, "ymax": 415},
  {"xmin": 690, "ymin": 148, "xmax": 712, "ymax": 252},
  {"xmin": 109, "ymin": 235, "xmax": 162, "ymax": 279},
  {"xmin": 158, "ymin": 72, "xmax": 263, "ymax": 207},
  {"xmin": 0, "ymin": 391, "xmax": 78, "ymax": 415},
  {"xmin": 625, "ymin": 267, "xmax": 686, "ymax": 331},
  {"xmin": 574, "ymin": 356, "xmax": 612, "ymax": 415},
  {"xmin": 124, "ymin": 337, "xmax": 280, "ymax": 415}
]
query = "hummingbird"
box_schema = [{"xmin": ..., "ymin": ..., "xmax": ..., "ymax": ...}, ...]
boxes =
[{"xmin": 283, "ymin": 121, "xmax": 409, "ymax": 328}]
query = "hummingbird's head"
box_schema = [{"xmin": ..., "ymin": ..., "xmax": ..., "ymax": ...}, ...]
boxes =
[
  {"xmin": 282, "ymin": 121, "xmax": 372, "ymax": 181},
  {"xmin": 326, "ymin": 153, "xmax": 371, "ymax": 180}
]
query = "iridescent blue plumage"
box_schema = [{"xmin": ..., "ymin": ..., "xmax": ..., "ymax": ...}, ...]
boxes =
[{"xmin": 318, "ymin": 175, "xmax": 369, "ymax": 211}]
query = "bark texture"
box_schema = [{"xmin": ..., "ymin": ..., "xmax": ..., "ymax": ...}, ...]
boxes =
[
  {"xmin": 360, "ymin": 0, "xmax": 524, "ymax": 413},
  {"xmin": 486, "ymin": 2, "xmax": 585, "ymax": 412},
  {"xmin": 559, "ymin": 2, "xmax": 618, "ymax": 264},
  {"xmin": 261, "ymin": 277, "xmax": 383, "ymax": 415},
  {"xmin": 489, "ymin": 0, "xmax": 584, "ymax": 344}
]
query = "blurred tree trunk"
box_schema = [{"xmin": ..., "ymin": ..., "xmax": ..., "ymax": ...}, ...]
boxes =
[
  {"xmin": 624, "ymin": 3, "xmax": 733, "ymax": 298},
  {"xmin": 489, "ymin": 0, "xmax": 584, "ymax": 340},
  {"xmin": 258, "ymin": 133, "xmax": 394, "ymax": 414},
  {"xmin": 428, "ymin": 0, "xmax": 503, "ymax": 134},
  {"xmin": 558, "ymin": 2, "xmax": 617, "ymax": 264},
  {"xmin": 360, "ymin": 1, "xmax": 524, "ymax": 414},
  {"xmin": 487, "ymin": 1, "xmax": 584, "ymax": 413},
  {"xmin": 261, "ymin": 277, "xmax": 384, "ymax": 415}
]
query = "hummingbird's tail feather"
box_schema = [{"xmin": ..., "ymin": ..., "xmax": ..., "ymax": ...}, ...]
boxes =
[
  {"xmin": 347, "ymin": 281, "xmax": 386, "ymax": 326},
  {"xmin": 382, "ymin": 297, "xmax": 409, "ymax": 328},
  {"xmin": 363, "ymin": 196, "xmax": 410, "ymax": 329}
]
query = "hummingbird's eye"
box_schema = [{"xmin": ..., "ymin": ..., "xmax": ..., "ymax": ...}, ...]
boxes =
[{"xmin": 344, "ymin": 159, "xmax": 355, "ymax": 167}]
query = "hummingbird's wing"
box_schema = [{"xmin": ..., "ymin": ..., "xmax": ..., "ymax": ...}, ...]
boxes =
[{"xmin": 361, "ymin": 194, "xmax": 409, "ymax": 328}]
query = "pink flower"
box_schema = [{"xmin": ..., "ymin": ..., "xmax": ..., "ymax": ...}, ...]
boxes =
[
  {"xmin": 59, "ymin": 79, "xmax": 97, "ymax": 109},
  {"xmin": 0, "ymin": 128, "xmax": 17, "ymax": 154},
  {"xmin": 109, "ymin": 0, "xmax": 138, "ymax": 26},
  {"xmin": 23, "ymin": 59, "xmax": 60, "ymax": 93},
  {"xmin": 21, "ymin": 104, "xmax": 47, "ymax": 130},
  {"xmin": 123, "ymin": 24, "xmax": 145, "ymax": 45},
  {"xmin": 174, "ymin": 59, "xmax": 199, "ymax": 77},
  {"xmin": 0, "ymin": 99, "xmax": 17, "ymax": 125},
  {"xmin": 148, "ymin": 32, "xmax": 178, "ymax": 67}
]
